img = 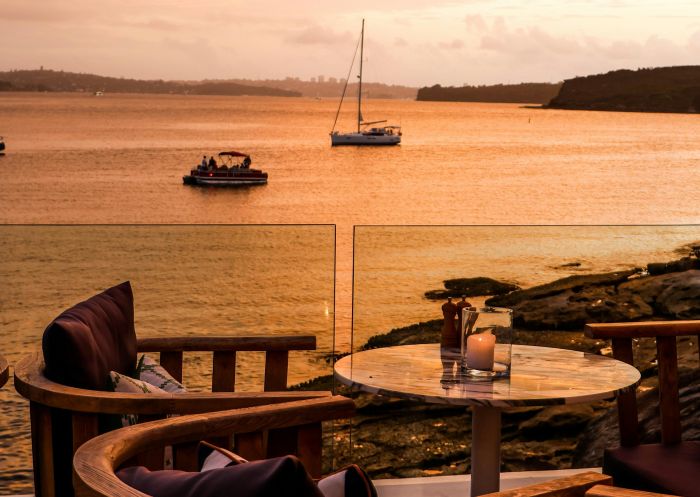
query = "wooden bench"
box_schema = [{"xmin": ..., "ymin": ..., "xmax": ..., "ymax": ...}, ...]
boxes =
[
  {"xmin": 482, "ymin": 472, "xmax": 678, "ymax": 497},
  {"xmin": 15, "ymin": 335, "xmax": 329, "ymax": 497},
  {"xmin": 73, "ymin": 396, "xmax": 356, "ymax": 497},
  {"xmin": 584, "ymin": 320, "xmax": 700, "ymax": 496}
]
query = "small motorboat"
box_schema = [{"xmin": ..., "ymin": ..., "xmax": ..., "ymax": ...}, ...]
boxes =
[
  {"xmin": 0, "ymin": 136, "xmax": 5, "ymax": 153},
  {"xmin": 183, "ymin": 151, "xmax": 268, "ymax": 186}
]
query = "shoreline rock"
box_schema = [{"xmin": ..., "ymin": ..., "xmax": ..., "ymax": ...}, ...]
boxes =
[{"xmin": 425, "ymin": 277, "xmax": 520, "ymax": 300}]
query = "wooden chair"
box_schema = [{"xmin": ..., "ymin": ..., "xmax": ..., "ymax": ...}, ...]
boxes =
[
  {"xmin": 15, "ymin": 335, "xmax": 329, "ymax": 497},
  {"xmin": 73, "ymin": 396, "xmax": 356, "ymax": 497},
  {"xmin": 584, "ymin": 320, "xmax": 700, "ymax": 496},
  {"xmin": 481, "ymin": 472, "xmax": 678, "ymax": 497},
  {"xmin": 0, "ymin": 352, "xmax": 8, "ymax": 388}
]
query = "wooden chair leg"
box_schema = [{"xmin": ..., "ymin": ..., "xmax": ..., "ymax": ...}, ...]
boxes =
[
  {"xmin": 50, "ymin": 408, "xmax": 75, "ymax": 497},
  {"xmin": 71, "ymin": 413, "xmax": 99, "ymax": 453},
  {"xmin": 30, "ymin": 402, "xmax": 55, "ymax": 497}
]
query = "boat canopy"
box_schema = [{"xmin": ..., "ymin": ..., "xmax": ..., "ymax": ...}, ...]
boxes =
[{"xmin": 218, "ymin": 151, "xmax": 249, "ymax": 158}]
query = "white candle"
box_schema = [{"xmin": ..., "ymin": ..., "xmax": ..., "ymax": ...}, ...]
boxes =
[{"xmin": 466, "ymin": 330, "xmax": 495, "ymax": 370}]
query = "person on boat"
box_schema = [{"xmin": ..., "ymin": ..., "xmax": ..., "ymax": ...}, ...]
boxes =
[
  {"xmin": 242, "ymin": 156, "xmax": 251, "ymax": 169},
  {"xmin": 208, "ymin": 156, "xmax": 217, "ymax": 169},
  {"xmin": 200, "ymin": 156, "xmax": 207, "ymax": 170}
]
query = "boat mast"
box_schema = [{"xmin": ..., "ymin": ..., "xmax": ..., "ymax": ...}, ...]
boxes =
[{"xmin": 357, "ymin": 19, "xmax": 364, "ymax": 133}]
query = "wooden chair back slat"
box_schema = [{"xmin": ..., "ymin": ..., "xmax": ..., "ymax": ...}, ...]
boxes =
[
  {"xmin": 159, "ymin": 351, "xmax": 183, "ymax": 383},
  {"xmin": 212, "ymin": 351, "xmax": 237, "ymax": 392},
  {"xmin": 266, "ymin": 426, "xmax": 299, "ymax": 459},
  {"xmin": 264, "ymin": 350, "xmax": 289, "ymax": 391},
  {"xmin": 235, "ymin": 431, "xmax": 266, "ymax": 461},
  {"xmin": 655, "ymin": 336, "xmax": 681, "ymax": 444},
  {"xmin": 585, "ymin": 321, "xmax": 700, "ymax": 448},
  {"xmin": 610, "ymin": 337, "xmax": 640, "ymax": 446},
  {"xmin": 295, "ymin": 423, "xmax": 323, "ymax": 478},
  {"xmin": 172, "ymin": 441, "xmax": 199, "ymax": 472}
]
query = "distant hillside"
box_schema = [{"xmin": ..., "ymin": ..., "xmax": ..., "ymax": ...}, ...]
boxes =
[
  {"xmin": 416, "ymin": 82, "xmax": 561, "ymax": 104},
  {"xmin": 215, "ymin": 78, "xmax": 417, "ymax": 99},
  {"xmin": 0, "ymin": 69, "xmax": 301, "ymax": 97},
  {"xmin": 0, "ymin": 68, "xmax": 417, "ymax": 99},
  {"xmin": 547, "ymin": 66, "xmax": 700, "ymax": 113}
]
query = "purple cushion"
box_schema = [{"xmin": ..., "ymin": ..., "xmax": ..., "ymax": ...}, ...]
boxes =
[
  {"xmin": 42, "ymin": 281, "xmax": 137, "ymax": 390},
  {"xmin": 603, "ymin": 441, "xmax": 700, "ymax": 497},
  {"xmin": 117, "ymin": 455, "xmax": 323, "ymax": 497}
]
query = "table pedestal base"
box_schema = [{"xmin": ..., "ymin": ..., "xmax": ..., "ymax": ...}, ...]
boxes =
[{"xmin": 470, "ymin": 405, "xmax": 502, "ymax": 497}]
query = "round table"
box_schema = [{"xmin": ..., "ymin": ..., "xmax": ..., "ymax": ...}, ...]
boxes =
[{"xmin": 334, "ymin": 343, "xmax": 640, "ymax": 497}]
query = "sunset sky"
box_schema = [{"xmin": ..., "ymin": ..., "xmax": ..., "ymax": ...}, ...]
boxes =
[{"xmin": 1, "ymin": 0, "xmax": 699, "ymax": 87}]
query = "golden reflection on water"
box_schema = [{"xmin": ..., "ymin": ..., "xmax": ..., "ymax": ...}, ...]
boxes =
[{"xmin": 1, "ymin": 94, "xmax": 700, "ymax": 491}]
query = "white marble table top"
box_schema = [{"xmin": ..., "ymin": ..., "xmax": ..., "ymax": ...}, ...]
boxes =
[{"xmin": 334, "ymin": 343, "xmax": 640, "ymax": 407}]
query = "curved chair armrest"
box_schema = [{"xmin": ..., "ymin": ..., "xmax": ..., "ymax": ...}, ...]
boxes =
[
  {"xmin": 137, "ymin": 335, "xmax": 316, "ymax": 352},
  {"xmin": 14, "ymin": 353, "xmax": 330, "ymax": 414},
  {"xmin": 585, "ymin": 485, "xmax": 679, "ymax": 497},
  {"xmin": 481, "ymin": 472, "xmax": 612, "ymax": 497},
  {"xmin": 0, "ymin": 353, "xmax": 8, "ymax": 388},
  {"xmin": 74, "ymin": 396, "xmax": 356, "ymax": 497},
  {"xmin": 585, "ymin": 321, "xmax": 700, "ymax": 339}
]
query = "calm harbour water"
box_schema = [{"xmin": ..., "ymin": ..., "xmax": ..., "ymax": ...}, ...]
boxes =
[{"xmin": 1, "ymin": 93, "xmax": 699, "ymax": 492}]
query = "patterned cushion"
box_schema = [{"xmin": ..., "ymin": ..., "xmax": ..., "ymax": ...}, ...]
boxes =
[
  {"xmin": 135, "ymin": 354, "xmax": 186, "ymax": 393},
  {"xmin": 109, "ymin": 371, "xmax": 168, "ymax": 427},
  {"xmin": 43, "ymin": 281, "xmax": 137, "ymax": 390}
]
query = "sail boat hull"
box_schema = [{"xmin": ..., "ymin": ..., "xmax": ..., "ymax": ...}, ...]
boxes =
[{"xmin": 331, "ymin": 132, "xmax": 400, "ymax": 146}]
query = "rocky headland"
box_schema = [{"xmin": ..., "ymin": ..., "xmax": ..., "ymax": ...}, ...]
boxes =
[
  {"xmin": 310, "ymin": 247, "xmax": 700, "ymax": 477},
  {"xmin": 546, "ymin": 66, "xmax": 700, "ymax": 113}
]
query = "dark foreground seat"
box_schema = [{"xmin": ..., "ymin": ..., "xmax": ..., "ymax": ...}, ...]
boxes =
[
  {"xmin": 73, "ymin": 397, "xmax": 356, "ymax": 497},
  {"xmin": 585, "ymin": 320, "xmax": 700, "ymax": 497},
  {"xmin": 14, "ymin": 281, "xmax": 327, "ymax": 497}
]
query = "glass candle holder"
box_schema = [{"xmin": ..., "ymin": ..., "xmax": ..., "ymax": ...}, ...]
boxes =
[{"xmin": 460, "ymin": 306, "xmax": 513, "ymax": 379}]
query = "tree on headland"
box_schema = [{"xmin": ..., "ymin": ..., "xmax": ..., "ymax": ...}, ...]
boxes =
[{"xmin": 416, "ymin": 82, "xmax": 562, "ymax": 104}]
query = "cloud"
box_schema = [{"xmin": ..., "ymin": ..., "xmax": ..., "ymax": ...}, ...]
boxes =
[
  {"xmin": 285, "ymin": 25, "xmax": 353, "ymax": 45},
  {"xmin": 439, "ymin": 39, "xmax": 465, "ymax": 50},
  {"xmin": 465, "ymin": 14, "xmax": 487, "ymax": 32},
  {"xmin": 394, "ymin": 37, "xmax": 409, "ymax": 47}
]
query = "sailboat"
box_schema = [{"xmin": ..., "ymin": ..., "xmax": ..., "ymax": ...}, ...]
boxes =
[{"xmin": 330, "ymin": 20, "xmax": 401, "ymax": 146}]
